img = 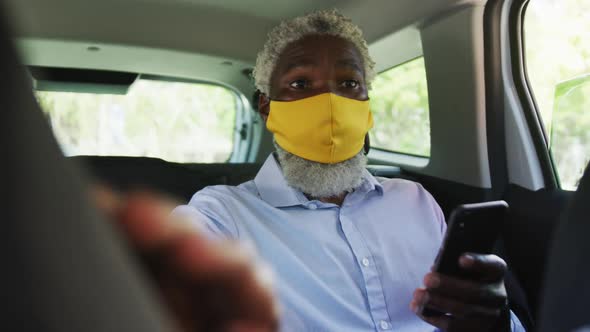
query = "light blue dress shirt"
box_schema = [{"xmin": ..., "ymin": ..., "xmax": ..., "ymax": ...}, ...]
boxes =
[{"xmin": 174, "ymin": 154, "xmax": 525, "ymax": 332}]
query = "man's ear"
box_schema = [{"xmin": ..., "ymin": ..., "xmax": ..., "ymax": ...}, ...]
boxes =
[{"xmin": 258, "ymin": 92, "xmax": 270, "ymax": 123}]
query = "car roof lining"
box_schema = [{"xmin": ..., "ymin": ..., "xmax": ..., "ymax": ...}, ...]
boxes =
[{"xmin": 8, "ymin": 0, "xmax": 483, "ymax": 96}]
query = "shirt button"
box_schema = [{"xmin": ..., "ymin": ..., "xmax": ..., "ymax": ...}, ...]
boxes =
[
  {"xmin": 361, "ymin": 257, "xmax": 370, "ymax": 267},
  {"xmin": 308, "ymin": 203, "xmax": 317, "ymax": 210},
  {"xmin": 379, "ymin": 320, "xmax": 391, "ymax": 330}
]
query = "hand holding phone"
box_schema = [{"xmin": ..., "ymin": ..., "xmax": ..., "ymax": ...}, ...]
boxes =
[{"xmin": 419, "ymin": 200, "xmax": 509, "ymax": 317}]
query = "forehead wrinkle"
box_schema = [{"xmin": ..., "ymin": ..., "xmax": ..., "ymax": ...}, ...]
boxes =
[
  {"xmin": 275, "ymin": 41, "xmax": 316, "ymax": 75},
  {"xmin": 273, "ymin": 36, "xmax": 365, "ymax": 83},
  {"xmin": 336, "ymin": 59, "xmax": 363, "ymax": 73},
  {"xmin": 284, "ymin": 57, "xmax": 316, "ymax": 70},
  {"xmin": 280, "ymin": 40, "xmax": 309, "ymax": 59}
]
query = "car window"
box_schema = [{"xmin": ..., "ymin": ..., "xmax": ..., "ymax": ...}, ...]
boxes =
[
  {"xmin": 36, "ymin": 79, "xmax": 237, "ymax": 163},
  {"xmin": 524, "ymin": 0, "xmax": 590, "ymax": 190},
  {"xmin": 369, "ymin": 57, "xmax": 430, "ymax": 157}
]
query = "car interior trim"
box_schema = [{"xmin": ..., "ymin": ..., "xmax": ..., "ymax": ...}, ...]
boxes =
[{"xmin": 506, "ymin": 0, "xmax": 558, "ymax": 189}]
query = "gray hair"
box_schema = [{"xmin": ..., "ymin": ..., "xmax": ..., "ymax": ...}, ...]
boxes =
[
  {"xmin": 275, "ymin": 142, "xmax": 367, "ymax": 198},
  {"xmin": 253, "ymin": 9, "xmax": 376, "ymax": 95}
]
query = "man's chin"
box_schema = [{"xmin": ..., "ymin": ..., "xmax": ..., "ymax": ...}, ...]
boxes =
[{"xmin": 274, "ymin": 143, "xmax": 367, "ymax": 199}]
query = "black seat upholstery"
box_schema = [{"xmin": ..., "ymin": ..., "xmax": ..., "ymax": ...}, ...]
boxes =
[
  {"xmin": 502, "ymin": 184, "xmax": 569, "ymax": 326},
  {"xmin": 538, "ymin": 163, "xmax": 590, "ymax": 332},
  {"xmin": 72, "ymin": 156, "xmax": 409, "ymax": 203},
  {"xmin": 71, "ymin": 156, "xmax": 261, "ymax": 201}
]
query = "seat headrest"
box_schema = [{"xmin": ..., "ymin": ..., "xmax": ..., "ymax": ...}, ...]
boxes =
[{"xmin": 0, "ymin": 5, "xmax": 172, "ymax": 331}]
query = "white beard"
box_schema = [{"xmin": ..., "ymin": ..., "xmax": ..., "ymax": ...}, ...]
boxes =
[{"xmin": 274, "ymin": 142, "xmax": 367, "ymax": 199}]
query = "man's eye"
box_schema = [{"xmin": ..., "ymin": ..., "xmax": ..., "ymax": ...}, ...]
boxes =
[
  {"xmin": 341, "ymin": 80, "xmax": 359, "ymax": 89},
  {"xmin": 289, "ymin": 80, "xmax": 308, "ymax": 89}
]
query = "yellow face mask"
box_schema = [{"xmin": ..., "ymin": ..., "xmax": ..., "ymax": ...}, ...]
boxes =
[{"xmin": 267, "ymin": 92, "xmax": 373, "ymax": 164}]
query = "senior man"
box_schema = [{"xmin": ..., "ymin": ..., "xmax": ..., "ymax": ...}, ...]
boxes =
[{"xmin": 170, "ymin": 9, "xmax": 526, "ymax": 332}]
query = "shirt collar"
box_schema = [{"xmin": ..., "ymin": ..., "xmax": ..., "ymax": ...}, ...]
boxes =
[
  {"xmin": 254, "ymin": 154, "xmax": 383, "ymax": 208},
  {"xmin": 358, "ymin": 168, "xmax": 384, "ymax": 196}
]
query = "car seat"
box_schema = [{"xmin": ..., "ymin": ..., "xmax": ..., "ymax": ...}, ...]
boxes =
[
  {"xmin": 537, "ymin": 163, "xmax": 590, "ymax": 332},
  {"xmin": 0, "ymin": 6, "xmax": 173, "ymax": 331}
]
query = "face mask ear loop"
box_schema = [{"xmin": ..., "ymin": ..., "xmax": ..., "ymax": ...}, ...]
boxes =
[{"xmin": 363, "ymin": 134, "xmax": 371, "ymax": 155}]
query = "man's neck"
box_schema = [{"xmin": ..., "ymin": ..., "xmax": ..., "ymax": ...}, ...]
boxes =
[{"xmin": 312, "ymin": 192, "xmax": 348, "ymax": 206}]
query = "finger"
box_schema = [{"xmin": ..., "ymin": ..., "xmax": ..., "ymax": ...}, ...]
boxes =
[
  {"xmin": 410, "ymin": 293, "xmax": 452, "ymax": 330},
  {"xmin": 417, "ymin": 312, "xmax": 451, "ymax": 331},
  {"xmin": 147, "ymin": 236, "xmax": 278, "ymax": 331},
  {"xmin": 423, "ymin": 272, "xmax": 507, "ymax": 307},
  {"xmin": 175, "ymin": 239, "xmax": 276, "ymax": 304},
  {"xmin": 415, "ymin": 288, "xmax": 501, "ymax": 318},
  {"xmin": 172, "ymin": 238, "xmax": 279, "ymax": 328},
  {"xmin": 225, "ymin": 321, "xmax": 275, "ymax": 332},
  {"xmin": 117, "ymin": 191, "xmax": 189, "ymax": 250},
  {"xmin": 458, "ymin": 254, "xmax": 507, "ymax": 282},
  {"xmin": 172, "ymin": 237, "xmax": 261, "ymax": 277},
  {"xmin": 92, "ymin": 187, "xmax": 191, "ymax": 252},
  {"xmin": 91, "ymin": 184, "xmax": 124, "ymax": 217}
]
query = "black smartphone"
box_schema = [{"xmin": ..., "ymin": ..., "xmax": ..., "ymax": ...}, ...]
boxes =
[{"xmin": 420, "ymin": 200, "xmax": 509, "ymax": 317}]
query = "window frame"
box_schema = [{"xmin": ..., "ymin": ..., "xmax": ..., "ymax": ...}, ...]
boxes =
[
  {"xmin": 35, "ymin": 73, "xmax": 251, "ymax": 164},
  {"xmin": 140, "ymin": 74, "xmax": 252, "ymax": 164},
  {"xmin": 367, "ymin": 55, "xmax": 432, "ymax": 162},
  {"xmin": 368, "ymin": 146, "xmax": 430, "ymax": 168},
  {"xmin": 508, "ymin": 0, "xmax": 560, "ymax": 189}
]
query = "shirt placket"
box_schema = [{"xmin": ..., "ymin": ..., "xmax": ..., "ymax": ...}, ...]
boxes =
[{"xmin": 338, "ymin": 204, "xmax": 393, "ymax": 331}]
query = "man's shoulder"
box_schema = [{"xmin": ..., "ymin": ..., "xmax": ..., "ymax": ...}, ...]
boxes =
[
  {"xmin": 188, "ymin": 180, "xmax": 259, "ymax": 206},
  {"xmin": 371, "ymin": 176, "xmax": 446, "ymax": 231},
  {"xmin": 191, "ymin": 180, "xmax": 256, "ymax": 199},
  {"xmin": 374, "ymin": 176, "xmax": 426, "ymax": 193},
  {"xmin": 176, "ymin": 182, "xmax": 259, "ymax": 239},
  {"xmin": 373, "ymin": 176, "xmax": 440, "ymax": 209}
]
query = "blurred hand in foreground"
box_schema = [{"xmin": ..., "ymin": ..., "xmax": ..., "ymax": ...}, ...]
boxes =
[{"xmin": 93, "ymin": 186, "xmax": 279, "ymax": 332}]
